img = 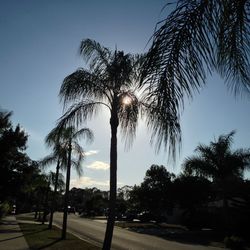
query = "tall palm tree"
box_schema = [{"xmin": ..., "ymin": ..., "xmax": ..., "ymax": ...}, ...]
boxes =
[
  {"xmin": 58, "ymin": 39, "xmax": 181, "ymax": 249},
  {"xmin": 183, "ymin": 131, "xmax": 250, "ymax": 225},
  {"xmin": 142, "ymin": 1, "xmax": 250, "ymax": 136}
]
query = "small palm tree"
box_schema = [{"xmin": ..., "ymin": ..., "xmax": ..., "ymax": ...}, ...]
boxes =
[
  {"xmin": 57, "ymin": 126, "xmax": 93, "ymax": 240},
  {"xmin": 40, "ymin": 126, "xmax": 93, "ymax": 237},
  {"xmin": 58, "ymin": 39, "xmax": 181, "ymax": 249},
  {"xmin": 40, "ymin": 138, "xmax": 67, "ymax": 229},
  {"xmin": 183, "ymin": 131, "xmax": 250, "ymax": 225}
]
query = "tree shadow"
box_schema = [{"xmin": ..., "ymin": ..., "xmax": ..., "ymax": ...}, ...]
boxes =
[
  {"xmin": 37, "ymin": 238, "xmax": 62, "ymax": 249},
  {"xmin": 0, "ymin": 226, "xmax": 48, "ymax": 243}
]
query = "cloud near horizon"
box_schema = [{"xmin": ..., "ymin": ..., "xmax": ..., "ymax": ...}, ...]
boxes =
[
  {"xmin": 70, "ymin": 177, "xmax": 109, "ymax": 189},
  {"xmin": 84, "ymin": 150, "xmax": 99, "ymax": 156},
  {"xmin": 86, "ymin": 161, "xmax": 110, "ymax": 170},
  {"xmin": 70, "ymin": 176, "xmax": 123, "ymax": 190}
]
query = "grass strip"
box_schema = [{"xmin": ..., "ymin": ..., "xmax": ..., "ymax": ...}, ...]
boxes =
[{"xmin": 19, "ymin": 222, "xmax": 100, "ymax": 250}]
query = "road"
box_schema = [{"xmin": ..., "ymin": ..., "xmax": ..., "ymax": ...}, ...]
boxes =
[{"xmin": 53, "ymin": 213, "xmax": 221, "ymax": 250}]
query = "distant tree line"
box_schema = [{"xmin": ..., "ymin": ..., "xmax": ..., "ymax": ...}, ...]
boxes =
[{"xmin": 66, "ymin": 131, "xmax": 250, "ymax": 239}]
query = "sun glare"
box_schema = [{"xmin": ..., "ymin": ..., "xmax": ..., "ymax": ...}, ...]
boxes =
[{"xmin": 122, "ymin": 95, "xmax": 132, "ymax": 106}]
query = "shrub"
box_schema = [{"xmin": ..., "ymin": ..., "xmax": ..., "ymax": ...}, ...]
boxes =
[
  {"xmin": 0, "ymin": 202, "xmax": 11, "ymax": 219},
  {"xmin": 224, "ymin": 235, "xmax": 245, "ymax": 250}
]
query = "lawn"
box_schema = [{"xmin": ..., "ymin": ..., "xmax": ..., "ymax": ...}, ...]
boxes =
[
  {"xmin": 115, "ymin": 221, "xmax": 225, "ymax": 248},
  {"xmin": 17, "ymin": 214, "xmax": 100, "ymax": 250}
]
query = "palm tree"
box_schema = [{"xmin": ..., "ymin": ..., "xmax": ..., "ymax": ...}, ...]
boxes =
[
  {"xmin": 183, "ymin": 131, "xmax": 250, "ymax": 225},
  {"xmin": 57, "ymin": 126, "xmax": 93, "ymax": 240},
  {"xmin": 40, "ymin": 143, "xmax": 66, "ymax": 228},
  {"xmin": 142, "ymin": 1, "xmax": 250, "ymax": 136},
  {"xmin": 40, "ymin": 126, "xmax": 93, "ymax": 237},
  {"xmin": 40, "ymin": 128, "xmax": 69, "ymax": 229},
  {"xmin": 58, "ymin": 39, "xmax": 181, "ymax": 249}
]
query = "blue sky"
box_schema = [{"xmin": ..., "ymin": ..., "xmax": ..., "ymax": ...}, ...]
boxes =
[{"xmin": 1, "ymin": 0, "xmax": 250, "ymax": 190}]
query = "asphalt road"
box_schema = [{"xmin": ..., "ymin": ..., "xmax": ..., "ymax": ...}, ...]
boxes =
[{"xmin": 53, "ymin": 213, "xmax": 222, "ymax": 250}]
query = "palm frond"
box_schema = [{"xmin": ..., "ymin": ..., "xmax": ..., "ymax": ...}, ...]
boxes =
[
  {"xmin": 142, "ymin": 0, "xmax": 214, "ymax": 106},
  {"xmin": 57, "ymin": 100, "xmax": 102, "ymax": 129},
  {"xmin": 45, "ymin": 126, "xmax": 62, "ymax": 147},
  {"xmin": 182, "ymin": 156, "xmax": 214, "ymax": 179},
  {"xmin": 79, "ymin": 38, "xmax": 111, "ymax": 70},
  {"xmin": 72, "ymin": 127, "xmax": 94, "ymax": 144},
  {"xmin": 71, "ymin": 158, "xmax": 83, "ymax": 177},
  {"xmin": 143, "ymin": 0, "xmax": 250, "ymax": 104},
  {"xmin": 39, "ymin": 154, "xmax": 58, "ymax": 170},
  {"xmin": 216, "ymin": 0, "xmax": 250, "ymax": 95},
  {"xmin": 141, "ymin": 78, "xmax": 182, "ymax": 159},
  {"xmin": 118, "ymin": 91, "xmax": 139, "ymax": 149},
  {"xmin": 59, "ymin": 68, "xmax": 110, "ymax": 108}
]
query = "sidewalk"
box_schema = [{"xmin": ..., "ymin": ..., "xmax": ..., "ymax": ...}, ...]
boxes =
[{"xmin": 0, "ymin": 215, "xmax": 29, "ymax": 250}]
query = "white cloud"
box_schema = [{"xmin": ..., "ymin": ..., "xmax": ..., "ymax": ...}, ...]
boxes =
[
  {"xmin": 70, "ymin": 176, "xmax": 124, "ymax": 190},
  {"xmin": 84, "ymin": 150, "xmax": 99, "ymax": 156},
  {"xmin": 70, "ymin": 177, "xmax": 109, "ymax": 189},
  {"xmin": 86, "ymin": 161, "xmax": 110, "ymax": 170}
]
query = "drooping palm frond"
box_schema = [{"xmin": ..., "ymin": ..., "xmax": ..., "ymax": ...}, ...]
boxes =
[
  {"xmin": 141, "ymin": 77, "xmax": 182, "ymax": 159},
  {"xmin": 57, "ymin": 100, "xmax": 104, "ymax": 129},
  {"xmin": 39, "ymin": 154, "xmax": 58, "ymax": 170},
  {"xmin": 72, "ymin": 127, "xmax": 94, "ymax": 144},
  {"xmin": 142, "ymin": 0, "xmax": 214, "ymax": 102},
  {"xmin": 216, "ymin": 1, "xmax": 250, "ymax": 95},
  {"xmin": 143, "ymin": 0, "xmax": 250, "ymax": 103},
  {"xmin": 59, "ymin": 68, "xmax": 110, "ymax": 107},
  {"xmin": 70, "ymin": 157, "xmax": 83, "ymax": 177},
  {"xmin": 79, "ymin": 38, "xmax": 111, "ymax": 71}
]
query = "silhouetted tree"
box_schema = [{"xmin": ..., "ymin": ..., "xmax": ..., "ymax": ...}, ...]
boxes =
[
  {"xmin": 58, "ymin": 39, "xmax": 180, "ymax": 249},
  {"xmin": 52, "ymin": 126, "xmax": 93, "ymax": 240},
  {"xmin": 40, "ymin": 127, "xmax": 70, "ymax": 229},
  {"xmin": 183, "ymin": 131, "xmax": 250, "ymax": 227},
  {"xmin": 173, "ymin": 174, "xmax": 212, "ymax": 210},
  {"xmin": 130, "ymin": 165, "xmax": 175, "ymax": 218}
]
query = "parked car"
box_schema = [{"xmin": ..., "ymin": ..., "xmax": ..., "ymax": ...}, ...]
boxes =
[
  {"xmin": 122, "ymin": 210, "xmax": 137, "ymax": 221},
  {"xmin": 138, "ymin": 211, "xmax": 154, "ymax": 222},
  {"xmin": 138, "ymin": 211, "xmax": 167, "ymax": 223}
]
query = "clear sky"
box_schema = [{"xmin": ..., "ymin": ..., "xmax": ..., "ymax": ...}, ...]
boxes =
[{"xmin": 1, "ymin": 0, "xmax": 250, "ymax": 190}]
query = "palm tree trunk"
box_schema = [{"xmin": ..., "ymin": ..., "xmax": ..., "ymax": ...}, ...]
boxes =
[
  {"xmin": 49, "ymin": 159, "xmax": 60, "ymax": 229},
  {"xmin": 62, "ymin": 142, "xmax": 72, "ymax": 240},
  {"xmin": 102, "ymin": 108, "xmax": 118, "ymax": 250},
  {"xmin": 222, "ymin": 193, "xmax": 229, "ymax": 231},
  {"xmin": 42, "ymin": 180, "xmax": 50, "ymax": 224}
]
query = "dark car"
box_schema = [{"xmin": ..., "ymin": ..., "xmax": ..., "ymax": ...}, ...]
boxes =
[
  {"xmin": 138, "ymin": 211, "xmax": 154, "ymax": 222},
  {"xmin": 138, "ymin": 211, "xmax": 167, "ymax": 223},
  {"xmin": 122, "ymin": 210, "xmax": 137, "ymax": 221}
]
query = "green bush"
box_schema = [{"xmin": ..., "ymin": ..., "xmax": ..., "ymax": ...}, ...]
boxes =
[
  {"xmin": 0, "ymin": 202, "xmax": 11, "ymax": 219},
  {"xmin": 224, "ymin": 235, "xmax": 245, "ymax": 250}
]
